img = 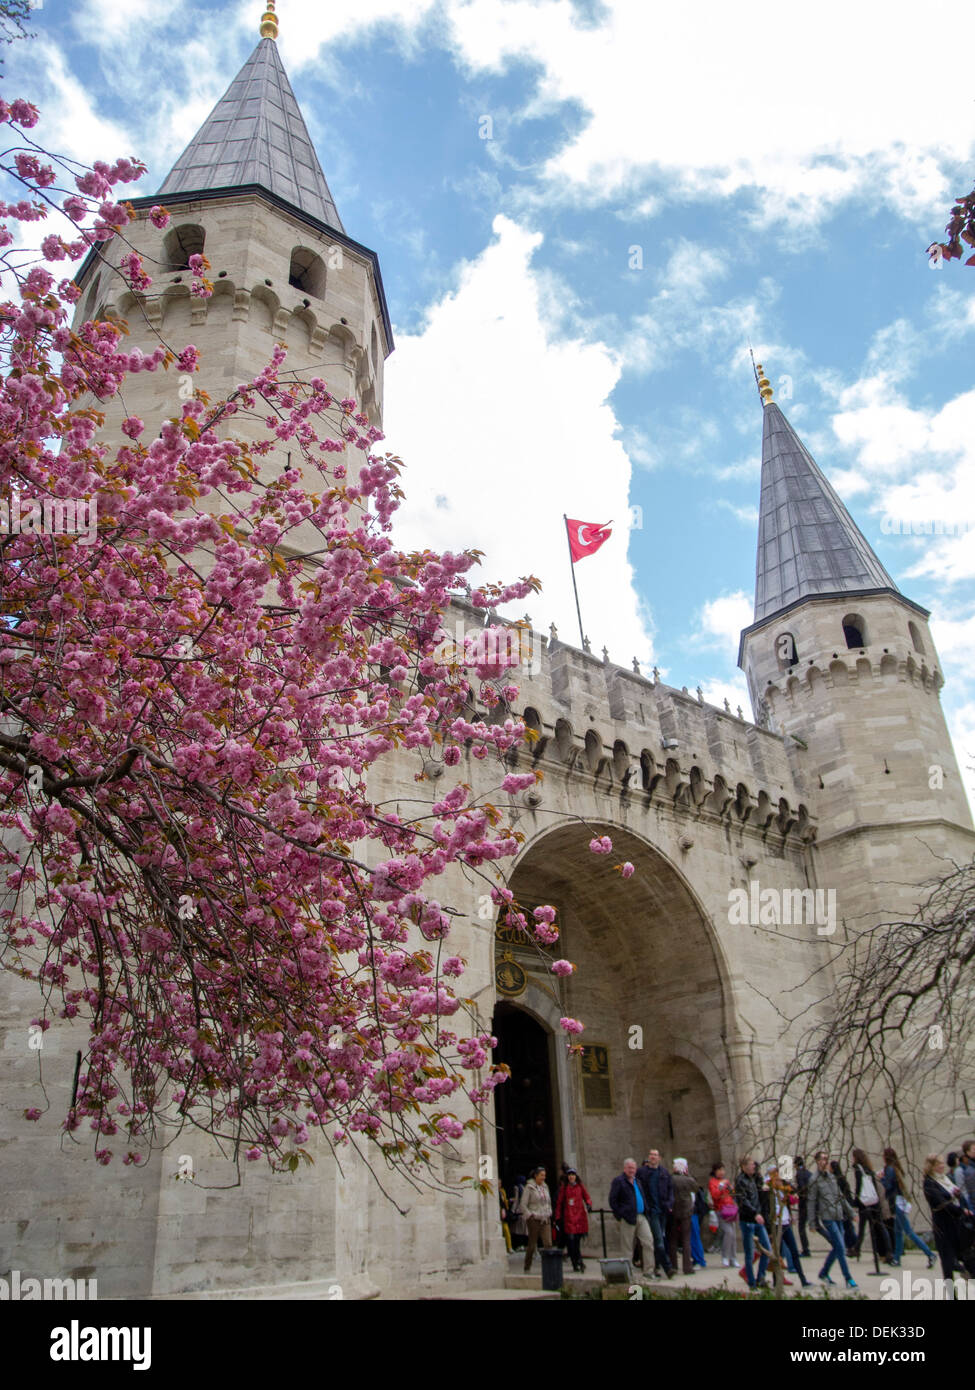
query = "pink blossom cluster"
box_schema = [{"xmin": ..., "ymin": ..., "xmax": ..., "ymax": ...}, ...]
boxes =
[{"xmin": 0, "ymin": 95, "xmax": 551, "ymax": 1178}]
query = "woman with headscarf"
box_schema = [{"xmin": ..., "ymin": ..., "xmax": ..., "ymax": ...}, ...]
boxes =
[{"xmin": 669, "ymin": 1158, "xmax": 697, "ymax": 1276}]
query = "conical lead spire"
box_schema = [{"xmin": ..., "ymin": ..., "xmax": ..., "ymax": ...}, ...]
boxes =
[
  {"xmin": 753, "ymin": 399, "xmax": 897, "ymax": 623},
  {"xmin": 158, "ymin": 33, "xmax": 344, "ymax": 233}
]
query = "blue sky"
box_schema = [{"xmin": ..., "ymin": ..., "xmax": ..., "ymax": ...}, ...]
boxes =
[{"xmin": 9, "ymin": 0, "xmax": 975, "ymax": 801}]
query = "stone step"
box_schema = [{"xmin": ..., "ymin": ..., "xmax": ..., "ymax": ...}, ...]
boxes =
[{"xmin": 420, "ymin": 1288, "xmax": 560, "ymax": 1300}]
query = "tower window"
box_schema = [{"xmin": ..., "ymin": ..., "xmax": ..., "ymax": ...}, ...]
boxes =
[
  {"xmin": 288, "ymin": 247, "xmax": 326, "ymax": 299},
  {"xmin": 523, "ymin": 707, "xmax": 541, "ymax": 733},
  {"xmin": 162, "ymin": 223, "xmax": 205, "ymax": 272},
  {"xmin": 908, "ymin": 621, "xmax": 925, "ymax": 654},
  {"xmin": 841, "ymin": 613, "xmax": 867, "ymax": 649},
  {"xmin": 775, "ymin": 632, "xmax": 798, "ymax": 668},
  {"xmin": 371, "ymin": 321, "xmax": 379, "ymax": 372}
]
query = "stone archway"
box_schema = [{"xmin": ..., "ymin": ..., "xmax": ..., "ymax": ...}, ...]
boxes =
[{"xmin": 502, "ymin": 821, "xmax": 737, "ymax": 1198}]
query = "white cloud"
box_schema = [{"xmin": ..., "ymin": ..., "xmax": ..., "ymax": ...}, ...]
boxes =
[
  {"xmin": 716, "ymin": 500, "xmax": 759, "ymax": 526},
  {"xmin": 382, "ymin": 214, "xmax": 654, "ymax": 665},
  {"xmin": 695, "ymin": 590, "xmax": 753, "ymax": 654},
  {"xmin": 430, "ymin": 0, "xmax": 973, "ymax": 225},
  {"xmin": 11, "ymin": 39, "xmax": 132, "ymax": 167},
  {"xmin": 59, "ymin": 0, "xmax": 975, "ymax": 238},
  {"xmin": 683, "ymin": 590, "xmax": 752, "ymax": 712},
  {"xmin": 831, "ymin": 386, "xmax": 975, "ymax": 583},
  {"xmin": 700, "ymin": 677, "xmax": 750, "ymax": 716}
]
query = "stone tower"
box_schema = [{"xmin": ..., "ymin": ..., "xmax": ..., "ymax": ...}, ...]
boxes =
[
  {"xmin": 0, "ymin": 4, "xmax": 400, "ymax": 1301},
  {"xmin": 75, "ymin": 1, "xmax": 391, "ymax": 475},
  {"xmin": 738, "ymin": 368, "xmax": 974, "ymax": 937}
]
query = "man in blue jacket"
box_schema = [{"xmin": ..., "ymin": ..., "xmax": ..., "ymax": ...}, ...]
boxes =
[
  {"xmin": 638, "ymin": 1148, "xmax": 675, "ymax": 1276},
  {"xmin": 609, "ymin": 1158, "xmax": 657, "ymax": 1272}
]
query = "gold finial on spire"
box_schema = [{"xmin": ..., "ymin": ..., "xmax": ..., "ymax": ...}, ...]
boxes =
[
  {"xmin": 755, "ymin": 362, "xmax": 774, "ymax": 406},
  {"xmin": 260, "ymin": 1, "xmax": 279, "ymax": 40}
]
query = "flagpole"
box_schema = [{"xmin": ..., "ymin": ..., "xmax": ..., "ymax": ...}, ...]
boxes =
[{"xmin": 563, "ymin": 514, "xmax": 586, "ymax": 649}]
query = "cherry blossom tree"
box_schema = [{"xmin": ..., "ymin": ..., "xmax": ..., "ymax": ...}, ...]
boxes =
[{"xmin": 0, "ymin": 92, "xmax": 593, "ymax": 1194}]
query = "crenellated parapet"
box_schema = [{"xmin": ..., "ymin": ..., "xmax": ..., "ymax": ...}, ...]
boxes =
[
  {"xmin": 75, "ymin": 191, "xmax": 390, "ymax": 434},
  {"xmin": 452, "ymin": 602, "xmax": 817, "ymax": 849},
  {"xmin": 762, "ymin": 645, "xmax": 943, "ymax": 717}
]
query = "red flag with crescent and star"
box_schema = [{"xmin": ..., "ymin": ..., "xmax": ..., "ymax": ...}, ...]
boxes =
[{"xmin": 566, "ymin": 518, "xmax": 612, "ymax": 562}]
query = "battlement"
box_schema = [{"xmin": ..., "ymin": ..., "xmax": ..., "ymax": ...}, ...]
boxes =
[
  {"xmin": 763, "ymin": 647, "xmax": 944, "ymax": 714},
  {"xmin": 452, "ymin": 602, "xmax": 817, "ymax": 847}
]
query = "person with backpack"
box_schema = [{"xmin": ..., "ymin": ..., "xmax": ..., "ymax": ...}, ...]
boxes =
[
  {"xmin": 851, "ymin": 1147, "xmax": 893, "ymax": 1264},
  {"xmin": 554, "ymin": 1168, "xmax": 592, "ymax": 1274},
  {"xmin": 708, "ymin": 1162, "xmax": 739, "ymax": 1267},
  {"xmin": 881, "ymin": 1147, "xmax": 935, "ymax": 1269}
]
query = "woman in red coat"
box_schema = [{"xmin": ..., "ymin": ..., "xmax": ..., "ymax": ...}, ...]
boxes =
[{"xmin": 555, "ymin": 1168, "xmax": 592, "ymax": 1273}]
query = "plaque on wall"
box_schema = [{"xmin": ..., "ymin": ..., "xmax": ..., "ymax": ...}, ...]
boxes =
[
  {"xmin": 579, "ymin": 1044, "xmax": 613, "ymax": 1113},
  {"xmin": 495, "ymin": 901, "xmax": 561, "ymax": 954},
  {"xmin": 495, "ymin": 953, "xmax": 527, "ymax": 997}
]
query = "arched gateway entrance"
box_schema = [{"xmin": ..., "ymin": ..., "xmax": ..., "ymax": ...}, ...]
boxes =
[{"xmin": 492, "ymin": 823, "xmax": 737, "ymax": 1204}]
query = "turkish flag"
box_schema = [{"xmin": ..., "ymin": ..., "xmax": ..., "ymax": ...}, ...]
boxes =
[{"xmin": 566, "ymin": 518, "xmax": 612, "ymax": 562}]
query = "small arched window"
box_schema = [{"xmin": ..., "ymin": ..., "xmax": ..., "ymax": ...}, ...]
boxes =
[
  {"xmin": 908, "ymin": 621, "xmax": 925, "ymax": 654},
  {"xmin": 370, "ymin": 322, "xmax": 379, "ymax": 372},
  {"xmin": 288, "ymin": 246, "xmax": 326, "ymax": 299},
  {"xmin": 162, "ymin": 223, "xmax": 206, "ymax": 272},
  {"xmin": 775, "ymin": 632, "xmax": 798, "ymax": 668},
  {"xmin": 584, "ymin": 729, "xmax": 601, "ymax": 772},
  {"xmin": 613, "ymin": 739, "xmax": 628, "ymax": 781},
  {"xmin": 842, "ymin": 613, "xmax": 867, "ymax": 649}
]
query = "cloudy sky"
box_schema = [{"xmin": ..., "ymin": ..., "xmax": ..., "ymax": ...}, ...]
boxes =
[{"xmin": 9, "ymin": 0, "xmax": 975, "ymax": 802}]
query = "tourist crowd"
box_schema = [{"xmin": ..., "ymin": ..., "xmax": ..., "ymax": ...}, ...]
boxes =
[{"xmin": 500, "ymin": 1139, "xmax": 975, "ymax": 1289}]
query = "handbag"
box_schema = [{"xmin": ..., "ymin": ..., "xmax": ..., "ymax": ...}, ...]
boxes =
[
  {"xmin": 895, "ymin": 1195, "xmax": 911, "ymax": 1215},
  {"xmin": 719, "ymin": 1201, "xmax": 739, "ymax": 1222}
]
